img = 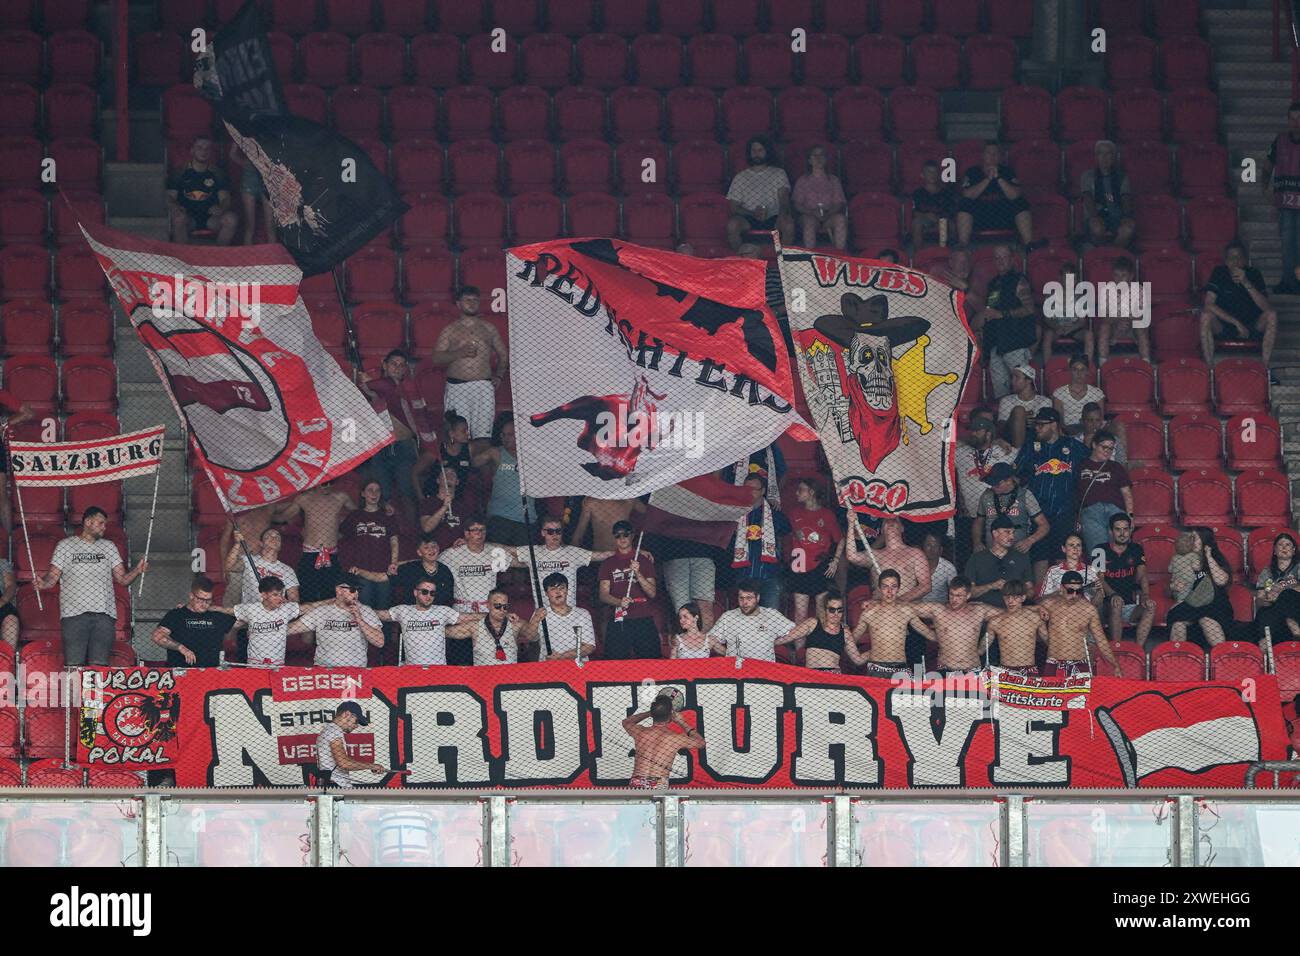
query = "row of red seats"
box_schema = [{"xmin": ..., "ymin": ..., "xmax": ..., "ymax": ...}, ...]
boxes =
[
  {"xmin": 0, "ymin": 136, "xmax": 101, "ymax": 191},
  {"xmin": 1092, "ymin": 0, "xmax": 1200, "ymax": 38},
  {"xmin": 0, "ymin": 29, "xmax": 98, "ymax": 88},
  {"xmin": 146, "ymin": 29, "xmax": 1034, "ymax": 92},
  {"xmin": 0, "ymin": 82, "xmax": 97, "ymax": 139},
  {"xmin": 1095, "ymin": 640, "xmax": 1270, "ymax": 682},
  {"xmin": 0, "ymin": 244, "xmax": 108, "ymax": 300},
  {"xmin": 171, "ymin": 0, "xmax": 1037, "ymax": 41},
  {"xmin": 0, "ymin": 354, "xmax": 116, "ymax": 415},
  {"xmin": 0, "ymin": 300, "xmax": 113, "ymax": 357},
  {"xmin": 0, "ymin": 189, "xmax": 105, "ymax": 246},
  {"xmin": 1126, "ymin": 467, "xmax": 1290, "ymax": 529},
  {"xmin": 0, "ymin": 758, "xmax": 143, "ymax": 790}
]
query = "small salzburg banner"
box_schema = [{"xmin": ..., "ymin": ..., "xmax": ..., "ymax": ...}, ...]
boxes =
[
  {"xmin": 9, "ymin": 426, "xmax": 165, "ymax": 486},
  {"xmin": 74, "ymin": 661, "xmax": 1285, "ymax": 789}
]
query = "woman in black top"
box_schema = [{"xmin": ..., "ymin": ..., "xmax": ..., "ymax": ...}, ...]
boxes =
[
  {"xmin": 1255, "ymin": 532, "xmax": 1300, "ymax": 643},
  {"xmin": 1167, "ymin": 527, "xmax": 1234, "ymax": 647},
  {"xmin": 775, "ymin": 590, "xmax": 869, "ymax": 673},
  {"xmin": 412, "ymin": 411, "xmax": 475, "ymax": 499}
]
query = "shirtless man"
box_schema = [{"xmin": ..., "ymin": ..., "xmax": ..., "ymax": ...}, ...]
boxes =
[
  {"xmin": 851, "ymin": 569, "xmax": 934, "ymax": 678},
  {"xmin": 571, "ymin": 496, "xmax": 644, "ymax": 552},
  {"xmin": 219, "ymin": 500, "xmax": 292, "ymax": 584},
  {"xmin": 913, "ymin": 577, "xmax": 997, "ymax": 673},
  {"xmin": 277, "ymin": 481, "xmax": 358, "ymax": 602},
  {"xmin": 1037, "ymin": 571, "xmax": 1120, "ymax": 677},
  {"xmin": 847, "ymin": 516, "xmax": 932, "ymax": 601},
  {"xmin": 983, "ymin": 580, "xmax": 1043, "ymax": 675},
  {"xmin": 430, "ymin": 286, "xmax": 508, "ymax": 454},
  {"xmin": 621, "ymin": 694, "xmax": 705, "ymax": 789}
]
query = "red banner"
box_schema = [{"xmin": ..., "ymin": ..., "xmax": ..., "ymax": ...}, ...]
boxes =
[{"xmin": 75, "ymin": 661, "xmax": 1286, "ymax": 789}]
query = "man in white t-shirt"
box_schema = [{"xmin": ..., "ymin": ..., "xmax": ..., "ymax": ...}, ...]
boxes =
[
  {"xmin": 316, "ymin": 701, "xmax": 387, "ymax": 788},
  {"xmin": 726, "ymin": 136, "xmax": 794, "ymax": 251},
  {"xmin": 707, "ymin": 578, "xmax": 799, "ymax": 662},
  {"xmin": 230, "ymin": 575, "xmax": 304, "ymax": 666},
  {"xmin": 439, "ymin": 517, "xmax": 509, "ymax": 613},
  {"xmin": 997, "ymin": 365, "xmax": 1052, "ymax": 450},
  {"xmin": 227, "ymin": 527, "xmax": 300, "ymax": 604},
  {"xmin": 512, "ymin": 517, "xmax": 611, "ymax": 602},
  {"xmin": 379, "ymin": 575, "xmax": 470, "ymax": 665},
  {"xmin": 447, "ymin": 588, "xmax": 526, "ymax": 665},
  {"xmin": 520, "ymin": 573, "xmax": 596, "ymax": 661},
  {"xmin": 288, "ymin": 574, "xmax": 384, "ymax": 667},
  {"xmin": 36, "ymin": 506, "xmax": 147, "ymax": 666},
  {"xmin": 952, "ymin": 414, "xmax": 1018, "ymax": 572}
]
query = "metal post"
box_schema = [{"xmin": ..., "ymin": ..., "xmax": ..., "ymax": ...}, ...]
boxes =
[
  {"xmin": 659, "ymin": 795, "xmax": 682, "ymax": 867},
  {"xmin": 832, "ymin": 795, "xmax": 853, "ymax": 867},
  {"xmin": 114, "ymin": 0, "xmax": 129, "ymax": 161},
  {"xmin": 1176, "ymin": 795, "xmax": 1197, "ymax": 867},
  {"xmin": 314, "ymin": 795, "xmax": 335, "ymax": 867},
  {"xmin": 488, "ymin": 795, "xmax": 509, "ymax": 867},
  {"xmin": 1005, "ymin": 796, "xmax": 1026, "ymax": 867},
  {"xmin": 142, "ymin": 794, "xmax": 164, "ymax": 867}
]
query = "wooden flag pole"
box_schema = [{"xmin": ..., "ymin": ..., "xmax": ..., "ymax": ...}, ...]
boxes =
[{"xmin": 136, "ymin": 442, "xmax": 164, "ymax": 599}]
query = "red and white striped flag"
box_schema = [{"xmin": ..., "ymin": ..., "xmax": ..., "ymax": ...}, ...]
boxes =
[{"xmin": 643, "ymin": 474, "xmax": 755, "ymax": 550}]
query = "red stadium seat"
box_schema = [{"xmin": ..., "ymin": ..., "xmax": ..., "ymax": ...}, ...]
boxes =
[
  {"xmin": 684, "ymin": 34, "xmax": 738, "ymax": 90},
  {"xmin": 1026, "ymin": 245, "xmax": 1078, "ymax": 296},
  {"xmin": 616, "ymin": 138, "xmax": 670, "ymax": 193},
  {"xmin": 1128, "ymin": 467, "xmax": 1175, "ymax": 525},
  {"xmin": 1212, "ymin": 641, "xmax": 1264, "ymax": 680},
  {"xmin": 1161, "ymin": 35, "xmax": 1212, "ymax": 90},
  {"xmin": 1150, "ymin": 641, "xmax": 1207, "ymax": 682},
  {"xmin": 0, "ymin": 0, "xmax": 32, "ymax": 29},
  {"xmin": 377, "ymin": 0, "xmax": 426, "ymax": 34},
  {"xmin": 308, "ymin": 304, "xmax": 347, "ymax": 352},
  {"xmin": 610, "ymin": 87, "xmax": 664, "ymax": 143},
  {"xmin": 331, "ymin": 85, "xmax": 384, "ymax": 139},
  {"xmin": 823, "ymin": 0, "xmax": 869, "ymax": 35},
  {"xmin": 1168, "ymin": 413, "xmax": 1222, "ymax": 470},
  {"xmin": 665, "ymin": 87, "xmax": 719, "ymax": 142},
  {"xmin": 400, "ymin": 247, "xmax": 454, "ymax": 303},
  {"xmin": 447, "ymin": 139, "xmax": 500, "ymax": 194},
  {"xmin": 777, "ymin": 87, "xmax": 829, "ymax": 143},
  {"xmin": 1157, "ymin": 356, "xmax": 1210, "ymax": 415},
  {"xmin": 399, "ymin": 192, "xmax": 450, "ymax": 249},
  {"xmin": 269, "ymin": 0, "xmax": 317, "ymax": 33},
  {"xmin": 1178, "ymin": 468, "xmax": 1232, "ymax": 526},
  {"xmin": 849, "ymin": 193, "xmax": 901, "ymax": 252},
  {"xmin": 3, "ymin": 300, "xmax": 53, "ymax": 353},
  {"xmin": 840, "ymin": 140, "xmax": 893, "ymax": 195},
  {"xmin": 24, "ymin": 714, "xmax": 77, "ymax": 763},
  {"xmin": 1118, "ymin": 141, "xmax": 1173, "ymax": 195},
  {"xmin": 1132, "ymin": 194, "xmax": 1181, "ymax": 252},
  {"xmin": 896, "ymin": 139, "xmax": 948, "ymax": 193},
  {"xmin": 1153, "ymin": 0, "xmax": 1198, "ymax": 36},
  {"xmin": 0, "ymin": 721, "xmax": 16, "ymax": 762},
  {"xmin": 658, "ymin": 0, "xmax": 706, "ymax": 35},
  {"xmin": 551, "ymin": 85, "xmax": 604, "ymax": 141},
  {"xmin": 1141, "ymin": 246, "xmax": 1194, "ymax": 304},
  {"xmin": 282, "ymin": 83, "xmax": 328, "ymax": 124},
  {"xmin": 355, "ymin": 33, "xmax": 406, "ymax": 88},
  {"xmin": 0, "ymin": 30, "xmax": 41, "ymax": 86},
  {"xmin": 511, "ymin": 192, "xmax": 563, "ymax": 244},
  {"xmin": 621, "ymin": 193, "xmax": 676, "ymax": 247},
  {"xmin": 68, "ymin": 481, "xmax": 121, "ymax": 521},
  {"xmin": 1099, "ymin": 357, "xmax": 1154, "ymax": 413},
  {"xmin": 0, "ymin": 83, "xmax": 38, "ymax": 137},
  {"xmin": 559, "ymin": 138, "xmax": 613, "ymax": 193},
  {"xmin": 1094, "ymin": 0, "xmax": 1144, "ymax": 33},
  {"xmin": 712, "ymin": 0, "xmax": 760, "ymax": 35},
  {"xmin": 1093, "ymin": 641, "xmax": 1148, "ymax": 679},
  {"xmin": 1184, "ymin": 196, "xmax": 1237, "ymax": 254},
  {"xmin": 501, "ymin": 139, "xmax": 556, "ymax": 196},
  {"xmin": 1108, "ymin": 36, "xmax": 1157, "ymax": 89},
  {"xmin": 493, "ymin": 85, "xmax": 551, "ymax": 142},
  {"xmin": 463, "ymin": 33, "xmax": 518, "ymax": 88},
  {"xmin": 1008, "ymin": 139, "xmax": 1061, "ymax": 191},
  {"xmin": 87, "ymin": 769, "xmax": 143, "ymax": 789},
  {"xmin": 803, "ymin": 34, "xmax": 851, "ymax": 89},
  {"xmin": 631, "ymin": 34, "xmax": 683, "ymax": 90},
  {"xmin": 672, "ymin": 139, "xmax": 725, "ymax": 194},
  {"xmin": 965, "ymin": 34, "xmax": 1018, "ymax": 90},
  {"xmin": 327, "ymin": 0, "xmax": 373, "ymax": 33},
  {"xmin": 1000, "ymin": 85, "xmax": 1051, "ymax": 142},
  {"xmin": 1227, "ymin": 413, "xmax": 1282, "ymax": 471},
  {"xmin": 388, "ymin": 86, "xmax": 439, "ymax": 142},
  {"xmin": 1113, "ymin": 409, "xmax": 1166, "ymax": 469},
  {"xmin": 15, "ymin": 483, "xmax": 63, "ymax": 524},
  {"xmin": 1055, "ymin": 86, "xmax": 1107, "ymax": 143},
  {"xmin": 0, "ymin": 187, "xmax": 44, "ymax": 245},
  {"xmin": 344, "ymin": 246, "xmax": 398, "ymax": 301},
  {"xmin": 1151, "ymin": 304, "xmax": 1201, "ymax": 361},
  {"xmin": 1133, "ymin": 524, "xmax": 1177, "ymax": 581},
  {"xmin": 852, "ymin": 35, "xmax": 905, "ymax": 89},
  {"xmin": 46, "ymin": 138, "xmax": 101, "ymax": 192},
  {"xmin": 575, "ymin": 34, "xmax": 628, "ymax": 90},
  {"xmin": 1236, "ymin": 469, "xmax": 1292, "ymax": 528},
  {"xmin": 1113, "ymin": 87, "xmax": 1163, "ymax": 144},
  {"xmin": 63, "ymin": 411, "xmax": 119, "ymax": 443},
  {"xmin": 457, "ymin": 247, "xmax": 506, "ymax": 294},
  {"xmin": 931, "ymin": 0, "xmax": 980, "ymax": 35},
  {"xmin": 768, "ymin": 0, "xmax": 814, "ymax": 34},
  {"xmin": 1276, "ymin": 642, "xmax": 1300, "ymax": 701},
  {"xmin": 678, "ymin": 193, "xmax": 731, "ymax": 256},
  {"xmin": 879, "ymin": 0, "xmax": 924, "ymax": 35},
  {"xmin": 263, "ymin": 30, "xmax": 297, "ymax": 81},
  {"xmin": 1168, "ymin": 89, "xmax": 1218, "ymax": 145},
  {"xmin": 391, "ymin": 138, "xmax": 444, "ymax": 192},
  {"xmin": 512, "ymin": 39, "xmax": 567, "ymax": 95},
  {"xmin": 911, "ymin": 34, "xmax": 961, "ymax": 91},
  {"xmin": 1213, "ymin": 359, "xmax": 1269, "ymax": 417},
  {"xmin": 721, "ymin": 86, "xmax": 774, "ymax": 142},
  {"xmin": 566, "ymin": 191, "xmax": 619, "ymax": 237},
  {"xmin": 352, "ymin": 301, "xmax": 407, "ymax": 360},
  {"xmin": 1178, "ymin": 142, "xmax": 1228, "ymax": 198},
  {"xmin": 48, "ymin": 29, "xmax": 100, "ymax": 86},
  {"xmin": 832, "ymin": 87, "xmax": 886, "ymax": 141},
  {"xmin": 442, "ymin": 85, "xmax": 495, "ymax": 140},
  {"xmin": 300, "ymin": 32, "xmax": 352, "ymax": 87},
  {"xmin": 163, "ymin": 83, "xmax": 215, "ymax": 140},
  {"xmin": 52, "ymin": 189, "xmax": 104, "ymax": 247},
  {"xmin": 409, "ymin": 35, "xmax": 461, "ymax": 89},
  {"xmin": 546, "ymin": 0, "xmax": 596, "ymax": 35},
  {"xmin": 61, "ymin": 356, "xmax": 117, "ymax": 413},
  {"xmin": 4, "ymin": 354, "xmax": 56, "ymax": 413},
  {"xmin": 889, "ymin": 86, "xmax": 940, "ymax": 141}
]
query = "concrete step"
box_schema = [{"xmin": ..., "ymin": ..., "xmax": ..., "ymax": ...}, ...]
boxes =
[
  {"xmin": 118, "ymin": 383, "xmax": 185, "ymax": 444},
  {"xmin": 124, "ymin": 502, "xmax": 192, "ymax": 554},
  {"xmin": 1212, "ymin": 42, "xmax": 1287, "ymax": 61},
  {"xmin": 103, "ymin": 162, "xmax": 167, "ymax": 218},
  {"xmin": 107, "ymin": 216, "xmax": 168, "ymax": 240},
  {"xmin": 114, "ymin": 333, "xmax": 163, "ymax": 384},
  {"xmin": 1204, "ymin": 8, "xmax": 1275, "ymax": 25}
]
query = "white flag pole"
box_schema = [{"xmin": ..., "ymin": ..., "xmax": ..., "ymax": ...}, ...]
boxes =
[
  {"xmin": 14, "ymin": 479, "xmax": 41, "ymax": 611},
  {"xmin": 136, "ymin": 443, "xmax": 163, "ymax": 599},
  {"xmin": 618, "ymin": 492, "xmax": 651, "ymax": 623}
]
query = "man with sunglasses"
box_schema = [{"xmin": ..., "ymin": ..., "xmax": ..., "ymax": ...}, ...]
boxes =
[
  {"xmin": 1037, "ymin": 570, "xmax": 1120, "ymax": 677},
  {"xmin": 520, "ymin": 572, "xmax": 596, "ymax": 661},
  {"xmin": 289, "ymin": 574, "xmax": 385, "ymax": 667},
  {"xmin": 151, "ymin": 575, "xmax": 237, "ymax": 667},
  {"xmin": 599, "ymin": 519, "xmax": 662, "ymax": 659},
  {"xmin": 447, "ymin": 588, "xmax": 525, "ymax": 665},
  {"xmin": 513, "ymin": 519, "xmax": 613, "ymax": 602},
  {"xmin": 380, "ymin": 577, "xmax": 474, "ymax": 665}
]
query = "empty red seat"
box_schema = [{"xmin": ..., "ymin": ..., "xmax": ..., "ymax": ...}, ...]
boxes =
[
  {"xmin": 665, "ymin": 86, "xmax": 719, "ymax": 142},
  {"xmin": 300, "ymin": 32, "xmax": 352, "ymax": 87},
  {"xmin": 163, "ymin": 83, "xmax": 215, "ymax": 140},
  {"xmin": 1153, "ymin": 0, "xmax": 1198, "ymax": 36},
  {"xmin": 376, "ymin": 0, "xmax": 426, "ymax": 34},
  {"xmin": 53, "ymin": 245, "xmax": 104, "ymax": 301},
  {"xmin": 840, "ymin": 140, "xmax": 893, "ymax": 195},
  {"xmin": 354, "ymin": 32, "xmax": 406, "ymax": 88},
  {"xmin": 610, "ymin": 86, "xmax": 664, "ymax": 143},
  {"xmin": 677, "ymin": 193, "xmax": 731, "ymax": 255},
  {"xmin": 1178, "ymin": 142, "xmax": 1228, "ymax": 198},
  {"xmin": 575, "ymin": 34, "xmax": 628, "ymax": 89},
  {"xmin": 1112, "ymin": 410, "xmax": 1165, "ymax": 468},
  {"xmin": 0, "ymin": 188, "xmax": 44, "ymax": 245},
  {"xmin": 965, "ymin": 34, "xmax": 1018, "ymax": 90},
  {"xmin": 1211, "ymin": 641, "xmax": 1264, "ymax": 680},
  {"xmin": 400, "ymin": 247, "xmax": 454, "ymax": 303},
  {"xmin": 823, "ymin": 0, "xmax": 869, "ymax": 35},
  {"xmin": 1141, "ymin": 247, "xmax": 1194, "ymax": 304},
  {"xmin": 1114, "ymin": 87, "xmax": 1163, "ymax": 144},
  {"xmin": 520, "ymin": 33, "xmax": 573, "ymax": 90},
  {"xmin": 48, "ymin": 29, "xmax": 100, "ymax": 86},
  {"xmin": 1128, "ymin": 467, "xmax": 1175, "ymax": 525},
  {"xmin": 343, "ymin": 246, "xmax": 398, "ymax": 301},
  {"xmin": 331, "ymin": 85, "xmax": 383, "ymax": 139},
  {"xmin": 849, "ymin": 193, "xmax": 901, "ymax": 252},
  {"xmin": 446, "ymin": 138, "xmax": 500, "ymax": 194},
  {"xmin": 1093, "ymin": 640, "xmax": 1147, "ymax": 679},
  {"xmin": 1056, "ymin": 86, "xmax": 1107, "ymax": 143},
  {"xmin": 546, "ymin": 0, "xmax": 597, "ymax": 34},
  {"xmin": 630, "ymin": 34, "xmax": 683, "ymax": 90},
  {"xmin": 3, "ymin": 300, "xmax": 53, "ymax": 355},
  {"xmin": 911, "ymin": 34, "xmax": 961, "ymax": 90},
  {"xmin": 1237, "ymin": 469, "xmax": 1292, "ymax": 528},
  {"xmin": 1107, "ymin": 35, "xmax": 1157, "ymax": 89},
  {"xmin": 1150, "ymin": 641, "xmax": 1206, "ymax": 682},
  {"xmin": 64, "ymin": 412, "xmax": 120, "ymax": 443},
  {"xmin": 1273, "ymin": 641, "xmax": 1300, "ymax": 697},
  {"xmin": 25, "ymin": 754, "xmax": 83, "ymax": 784},
  {"xmin": 500, "ymin": 139, "xmax": 555, "ymax": 196},
  {"xmin": 1008, "ymin": 139, "xmax": 1061, "ymax": 191},
  {"xmin": 46, "ymin": 138, "xmax": 100, "ymax": 192},
  {"xmin": 1000, "ymin": 84, "xmax": 1052, "ymax": 141},
  {"xmin": 1168, "ymin": 89, "xmax": 1218, "ymax": 145},
  {"xmin": 621, "ymin": 191, "xmax": 676, "ymax": 248},
  {"xmin": 0, "ymin": 30, "xmax": 40, "ymax": 86},
  {"xmin": 1161, "ymin": 35, "xmax": 1212, "ymax": 89},
  {"xmin": 889, "ymin": 86, "xmax": 940, "ymax": 140},
  {"xmin": 282, "ymin": 83, "xmax": 328, "ymax": 124},
  {"xmin": 464, "ymin": 33, "xmax": 519, "ymax": 88},
  {"xmin": 551, "ymin": 85, "xmax": 604, "ymax": 141},
  {"xmin": 1133, "ymin": 524, "xmax": 1177, "ymax": 579},
  {"xmin": 1179, "ymin": 467, "xmax": 1232, "ymax": 526},
  {"xmin": 442, "ymin": 85, "xmax": 495, "ymax": 140},
  {"xmin": 683, "ymin": 34, "xmax": 738, "ymax": 89},
  {"xmin": 1157, "ymin": 356, "xmax": 1211, "ymax": 415},
  {"xmin": 721, "ymin": 86, "xmax": 774, "ymax": 142},
  {"xmin": 391, "ymin": 138, "xmax": 444, "ymax": 192},
  {"xmin": 409, "ymin": 34, "xmax": 461, "ymax": 88},
  {"xmin": 453, "ymin": 192, "xmax": 506, "ymax": 246},
  {"xmin": 1227, "ymin": 413, "xmax": 1282, "ymax": 471},
  {"xmin": 1151, "ymin": 304, "xmax": 1201, "ymax": 360},
  {"xmin": 1168, "ymin": 413, "xmax": 1222, "ymax": 470},
  {"xmin": 489, "ymin": 0, "xmax": 536, "ymax": 33},
  {"xmin": 87, "ymin": 768, "xmax": 143, "ymax": 788},
  {"xmin": 712, "ymin": 0, "xmax": 760, "ymax": 35},
  {"xmin": 0, "ymin": 83, "xmax": 38, "ymax": 136},
  {"xmin": 491, "ymin": 85, "xmax": 551, "ymax": 142},
  {"xmin": 878, "ymin": 0, "xmax": 924, "ymax": 35},
  {"xmin": 802, "ymin": 33, "xmax": 850, "ymax": 88},
  {"xmin": 616, "ymin": 138, "xmax": 669, "ymax": 193},
  {"xmin": 270, "ymin": 0, "xmax": 317, "ymax": 33},
  {"xmin": 0, "ymin": 720, "xmax": 16, "ymax": 761},
  {"xmin": 832, "ymin": 87, "xmax": 886, "ymax": 140},
  {"xmin": 398, "ymin": 192, "xmax": 450, "ymax": 249},
  {"xmin": 1132, "ymin": 194, "xmax": 1181, "ymax": 251},
  {"xmin": 566, "ymin": 191, "xmax": 619, "ymax": 237},
  {"xmin": 1115, "ymin": 141, "xmax": 1172, "ymax": 196},
  {"xmin": 852, "ymin": 35, "xmax": 905, "ymax": 89},
  {"xmin": 511, "ymin": 192, "xmax": 563, "ymax": 244},
  {"xmin": 16, "ymin": 483, "xmax": 63, "ymax": 524},
  {"xmin": 1213, "ymin": 358, "xmax": 1269, "ymax": 416},
  {"xmin": 559, "ymin": 138, "xmax": 612, "ymax": 192},
  {"xmin": 1099, "ymin": 357, "xmax": 1154, "ymax": 412},
  {"xmin": 61, "ymin": 356, "xmax": 117, "ymax": 413},
  {"xmin": 386, "ymin": 86, "xmax": 438, "ymax": 141},
  {"xmin": 776, "ymin": 86, "xmax": 829, "ymax": 142},
  {"xmin": 457, "ymin": 247, "xmax": 506, "ymax": 294},
  {"xmin": 0, "ymin": 244, "xmax": 49, "ymax": 301}
]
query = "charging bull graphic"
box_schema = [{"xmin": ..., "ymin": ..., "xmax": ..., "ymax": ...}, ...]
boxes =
[
  {"xmin": 814, "ymin": 293, "xmax": 930, "ymax": 472},
  {"xmin": 530, "ymin": 375, "xmax": 672, "ymax": 482}
]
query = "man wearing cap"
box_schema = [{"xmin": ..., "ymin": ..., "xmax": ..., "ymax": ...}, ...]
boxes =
[
  {"xmin": 316, "ymin": 702, "xmax": 388, "ymax": 788},
  {"xmin": 972, "ymin": 462, "xmax": 1048, "ymax": 554},
  {"xmin": 972, "ymin": 245, "xmax": 1037, "ymax": 400},
  {"xmin": 288, "ymin": 574, "xmax": 385, "ymax": 667},
  {"xmin": 953, "ymin": 414, "xmax": 1017, "ymax": 572},
  {"xmin": 997, "ymin": 365, "xmax": 1051, "ymax": 451},
  {"xmin": 599, "ymin": 519, "xmax": 662, "ymax": 659},
  {"xmin": 964, "ymin": 516, "xmax": 1034, "ymax": 607},
  {"xmin": 1037, "ymin": 570, "xmax": 1121, "ymax": 677},
  {"xmin": 1016, "ymin": 407, "xmax": 1089, "ymax": 586}
]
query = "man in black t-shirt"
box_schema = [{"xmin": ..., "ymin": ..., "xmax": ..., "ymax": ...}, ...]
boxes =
[
  {"xmin": 956, "ymin": 141, "xmax": 1037, "ymax": 248},
  {"xmin": 911, "ymin": 160, "xmax": 958, "ymax": 249},
  {"xmin": 165, "ymin": 137, "xmax": 238, "ymax": 245},
  {"xmin": 150, "ymin": 575, "xmax": 237, "ymax": 667},
  {"xmin": 1099, "ymin": 513, "xmax": 1155, "ymax": 649},
  {"xmin": 1200, "ymin": 240, "xmax": 1278, "ymax": 367}
]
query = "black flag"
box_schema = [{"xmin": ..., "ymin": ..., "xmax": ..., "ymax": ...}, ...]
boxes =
[{"xmin": 198, "ymin": 1, "xmax": 286, "ymax": 118}]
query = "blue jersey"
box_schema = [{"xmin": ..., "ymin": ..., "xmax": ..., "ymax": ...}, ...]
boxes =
[{"xmin": 1016, "ymin": 435, "xmax": 1089, "ymax": 517}]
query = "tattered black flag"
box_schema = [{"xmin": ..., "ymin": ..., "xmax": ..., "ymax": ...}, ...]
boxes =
[{"xmin": 197, "ymin": 0, "xmax": 285, "ymax": 118}]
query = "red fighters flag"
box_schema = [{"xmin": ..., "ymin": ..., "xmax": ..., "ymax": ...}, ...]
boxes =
[
  {"xmin": 507, "ymin": 239, "xmax": 813, "ymax": 498},
  {"xmin": 79, "ymin": 221, "xmax": 393, "ymax": 510},
  {"xmin": 777, "ymin": 247, "xmax": 976, "ymax": 520}
]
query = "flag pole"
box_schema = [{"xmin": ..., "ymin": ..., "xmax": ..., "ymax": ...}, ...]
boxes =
[
  {"xmin": 330, "ymin": 267, "xmax": 364, "ymax": 375},
  {"xmin": 136, "ymin": 442, "xmax": 164, "ymax": 599},
  {"xmin": 846, "ymin": 502, "xmax": 882, "ymax": 577},
  {"xmin": 619, "ymin": 491, "xmax": 651, "ymax": 620},
  {"xmin": 519, "ymin": 494, "xmax": 552, "ymax": 658},
  {"xmin": 14, "ymin": 479, "xmax": 40, "ymax": 611}
]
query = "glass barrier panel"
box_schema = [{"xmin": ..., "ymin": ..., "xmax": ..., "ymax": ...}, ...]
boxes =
[
  {"xmin": 0, "ymin": 799, "xmax": 141, "ymax": 867},
  {"xmin": 1195, "ymin": 801, "xmax": 1300, "ymax": 867},
  {"xmin": 1026, "ymin": 800, "xmax": 1173, "ymax": 867},
  {"xmin": 508, "ymin": 801, "xmax": 657, "ymax": 867},
  {"xmin": 683, "ymin": 802, "xmax": 828, "ymax": 867},
  {"xmin": 164, "ymin": 800, "xmax": 313, "ymax": 867},
  {"xmin": 853, "ymin": 801, "xmax": 1001, "ymax": 867},
  {"xmin": 336, "ymin": 801, "xmax": 485, "ymax": 867}
]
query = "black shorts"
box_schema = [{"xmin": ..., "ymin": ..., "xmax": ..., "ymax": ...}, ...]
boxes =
[
  {"xmin": 1214, "ymin": 311, "xmax": 1264, "ymax": 338},
  {"xmin": 959, "ymin": 196, "xmax": 1030, "ymax": 231},
  {"xmin": 785, "ymin": 559, "xmax": 833, "ymax": 596},
  {"xmin": 603, "ymin": 617, "xmax": 661, "ymax": 660},
  {"xmin": 0, "ymin": 602, "xmax": 17, "ymax": 624},
  {"xmin": 742, "ymin": 214, "xmax": 779, "ymax": 231}
]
